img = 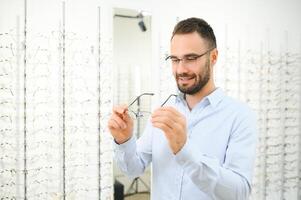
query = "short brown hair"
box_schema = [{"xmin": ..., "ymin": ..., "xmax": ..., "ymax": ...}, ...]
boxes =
[{"xmin": 172, "ymin": 17, "xmax": 217, "ymax": 49}]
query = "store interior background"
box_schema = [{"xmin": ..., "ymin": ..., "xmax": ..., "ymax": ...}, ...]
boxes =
[{"xmin": 0, "ymin": 0, "xmax": 300, "ymax": 199}]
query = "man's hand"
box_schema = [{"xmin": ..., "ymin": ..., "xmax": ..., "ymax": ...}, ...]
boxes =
[
  {"xmin": 107, "ymin": 105, "xmax": 134, "ymax": 144},
  {"xmin": 151, "ymin": 106, "xmax": 187, "ymax": 154}
]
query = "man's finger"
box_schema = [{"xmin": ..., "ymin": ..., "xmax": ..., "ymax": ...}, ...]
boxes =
[
  {"xmin": 152, "ymin": 121, "xmax": 173, "ymax": 137},
  {"xmin": 151, "ymin": 115, "xmax": 175, "ymax": 129},
  {"xmin": 111, "ymin": 113, "xmax": 127, "ymax": 129},
  {"xmin": 113, "ymin": 104, "xmax": 128, "ymax": 115},
  {"xmin": 108, "ymin": 118, "xmax": 120, "ymax": 130},
  {"xmin": 160, "ymin": 106, "xmax": 183, "ymax": 118},
  {"xmin": 152, "ymin": 109, "xmax": 180, "ymax": 124}
]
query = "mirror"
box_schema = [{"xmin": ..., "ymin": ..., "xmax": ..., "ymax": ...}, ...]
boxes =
[{"xmin": 113, "ymin": 7, "xmax": 152, "ymax": 200}]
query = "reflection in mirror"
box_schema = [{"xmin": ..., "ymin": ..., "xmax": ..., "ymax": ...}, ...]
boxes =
[{"xmin": 113, "ymin": 7, "xmax": 152, "ymax": 200}]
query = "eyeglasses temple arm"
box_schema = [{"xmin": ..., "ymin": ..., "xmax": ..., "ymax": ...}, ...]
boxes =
[
  {"xmin": 128, "ymin": 93, "xmax": 155, "ymax": 107},
  {"xmin": 161, "ymin": 94, "xmax": 177, "ymax": 107}
]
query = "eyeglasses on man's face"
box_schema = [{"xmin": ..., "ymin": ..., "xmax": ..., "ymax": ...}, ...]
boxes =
[
  {"xmin": 165, "ymin": 47, "xmax": 215, "ymax": 67},
  {"xmin": 127, "ymin": 93, "xmax": 178, "ymax": 119}
]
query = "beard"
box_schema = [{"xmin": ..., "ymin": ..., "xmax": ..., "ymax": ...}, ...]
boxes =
[{"xmin": 175, "ymin": 59, "xmax": 210, "ymax": 95}]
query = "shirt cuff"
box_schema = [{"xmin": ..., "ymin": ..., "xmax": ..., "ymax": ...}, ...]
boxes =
[
  {"xmin": 175, "ymin": 139, "xmax": 200, "ymax": 166},
  {"xmin": 114, "ymin": 136, "xmax": 136, "ymax": 157},
  {"xmin": 175, "ymin": 139, "xmax": 221, "ymax": 174}
]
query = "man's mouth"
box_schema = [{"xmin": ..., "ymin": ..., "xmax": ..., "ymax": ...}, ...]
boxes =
[{"xmin": 178, "ymin": 76, "xmax": 195, "ymax": 84}]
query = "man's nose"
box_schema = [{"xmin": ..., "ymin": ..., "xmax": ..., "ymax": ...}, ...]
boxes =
[{"xmin": 176, "ymin": 60, "xmax": 189, "ymax": 73}]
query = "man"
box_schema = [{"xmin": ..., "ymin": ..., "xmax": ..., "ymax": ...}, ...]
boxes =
[{"xmin": 108, "ymin": 17, "xmax": 257, "ymax": 200}]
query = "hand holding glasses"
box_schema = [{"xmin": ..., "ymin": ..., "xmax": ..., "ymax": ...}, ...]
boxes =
[
  {"xmin": 127, "ymin": 93, "xmax": 154, "ymax": 118},
  {"xmin": 108, "ymin": 93, "xmax": 178, "ymax": 144},
  {"xmin": 127, "ymin": 93, "xmax": 178, "ymax": 118}
]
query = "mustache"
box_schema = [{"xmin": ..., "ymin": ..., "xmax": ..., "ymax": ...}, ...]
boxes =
[{"xmin": 176, "ymin": 73, "xmax": 196, "ymax": 78}]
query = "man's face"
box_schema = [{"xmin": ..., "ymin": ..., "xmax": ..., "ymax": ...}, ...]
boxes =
[{"xmin": 170, "ymin": 32, "xmax": 212, "ymax": 95}]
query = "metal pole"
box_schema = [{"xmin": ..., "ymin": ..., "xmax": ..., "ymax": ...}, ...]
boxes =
[
  {"xmin": 137, "ymin": 98, "xmax": 140, "ymax": 137},
  {"xmin": 62, "ymin": 2, "xmax": 66, "ymax": 199},
  {"xmin": 23, "ymin": 0, "xmax": 28, "ymax": 198},
  {"xmin": 16, "ymin": 14, "xmax": 21, "ymax": 198},
  {"xmin": 297, "ymin": 35, "xmax": 301, "ymax": 200},
  {"xmin": 97, "ymin": 6, "xmax": 101, "ymax": 200}
]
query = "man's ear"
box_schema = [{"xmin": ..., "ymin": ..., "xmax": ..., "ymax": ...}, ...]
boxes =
[{"xmin": 211, "ymin": 48, "xmax": 218, "ymax": 65}]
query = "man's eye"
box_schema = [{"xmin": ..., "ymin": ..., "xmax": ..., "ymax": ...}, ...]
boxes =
[
  {"xmin": 171, "ymin": 58, "xmax": 180, "ymax": 62},
  {"xmin": 186, "ymin": 56, "xmax": 198, "ymax": 61}
]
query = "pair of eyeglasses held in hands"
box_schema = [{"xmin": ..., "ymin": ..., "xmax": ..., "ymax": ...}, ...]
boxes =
[{"xmin": 126, "ymin": 93, "xmax": 178, "ymax": 119}]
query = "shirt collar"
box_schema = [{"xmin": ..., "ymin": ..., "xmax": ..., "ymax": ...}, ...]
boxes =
[
  {"xmin": 175, "ymin": 90, "xmax": 185, "ymax": 103},
  {"xmin": 206, "ymin": 87, "xmax": 224, "ymax": 108},
  {"xmin": 176, "ymin": 87, "xmax": 224, "ymax": 108}
]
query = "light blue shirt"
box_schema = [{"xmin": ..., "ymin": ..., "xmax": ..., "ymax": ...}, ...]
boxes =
[{"xmin": 114, "ymin": 88, "xmax": 257, "ymax": 200}]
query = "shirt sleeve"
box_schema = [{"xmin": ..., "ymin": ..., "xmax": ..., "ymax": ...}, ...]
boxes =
[
  {"xmin": 175, "ymin": 109, "xmax": 257, "ymax": 200},
  {"xmin": 114, "ymin": 121, "xmax": 153, "ymax": 178}
]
